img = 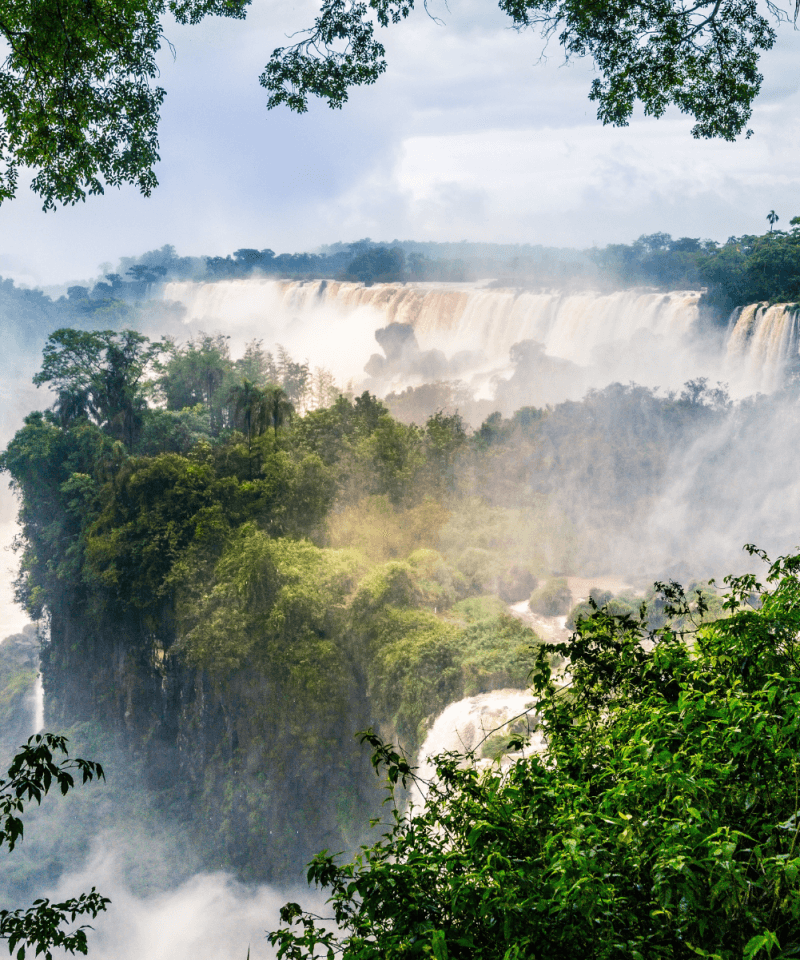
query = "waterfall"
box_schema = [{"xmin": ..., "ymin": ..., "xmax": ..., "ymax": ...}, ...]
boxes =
[
  {"xmin": 410, "ymin": 688, "xmax": 542, "ymax": 807},
  {"xmin": 161, "ymin": 278, "xmax": 800, "ymax": 401},
  {"xmin": 31, "ymin": 671, "xmax": 44, "ymax": 735},
  {"xmin": 724, "ymin": 303, "xmax": 799, "ymax": 394},
  {"xmin": 412, "ymin": 287, "xmax": 700, "ymax": 367},
  {"xmin": 162, "ymin": 279, "xmax": 701, "ymax": 368},
  {"xmin": 161, "ymin": 279, "xmax": 706, "ymax": 396}
]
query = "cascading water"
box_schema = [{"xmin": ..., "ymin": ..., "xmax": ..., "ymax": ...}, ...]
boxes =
[
  {"xmin": 410, "ymin": 688, "xmax": 543, "ymax": 807},
  {"xmin": 411, "ymin": 287, "xmax": 701, "ymax": 367},
  {"xmin": 164, "ymin": 279, "xmax": 700, "ymax": 365},
  {"xmin": 31, "ymin": 671, "xmax": 44, "ymax": 735},
  {"xmin": 162, "ymin": 279, "xmax": 797, "ymax": 400},
  {"xmin": 161, "ymin": 280, "xmax": 712, "ymax": 401},
  {"xmin": 725, "ymin": 303, "xmax": 800, "ymax": 394}
]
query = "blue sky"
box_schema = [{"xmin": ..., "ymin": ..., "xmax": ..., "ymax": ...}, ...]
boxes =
[{"xmin": 2, "ymin": 0, "xmax": 800, "ymax": 286}]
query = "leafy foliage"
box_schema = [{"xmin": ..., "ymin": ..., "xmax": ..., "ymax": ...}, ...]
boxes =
[
  {"xmin": 344, "ymin": 247, "xmax": 406, "ymax": 285},
  {"xmin": 11, "ymin": 327, "xmax": 798, "ymax": 883},
  {"xmin": 1, "ymin": 734, "xmax": 104, "ymax": 853},
  {"xmin": 177, "ymin": 524, "xmax": 366, "ymax": 675},
  {"xmin": 0, "ymin": 0, "xmax": 250, "ymax": 208},
  {"xmin": 697, "ymin": 225, "xmax": 800, "ymax": 312},
  {"xmin": 504, "ymin": 0, "xmax": 780, "ymax": 140},
  {"xmin": 0, "ymin": 735, "xmax": 108, "ymax": 960},
  {"xmin": 348, "ymin": 556, "xmax": 541, "ymax": 751},
  {"xmin": 529, "ymin": 576, "xmax": 571, "ymax": 615},
  {"xmin": 269, "ymin": 550, "xmax": 800, "ymax": 959},
  {"xmin": 33, "ymin": 328, "xmax": 166, "ymax": 447},
  {"xmin": 264, "ymin": 0, "xmax": 787, "ymax": 139},
  {"xmin": 0, "ymin": 0, "xmax": 790, "ymax": 207}
]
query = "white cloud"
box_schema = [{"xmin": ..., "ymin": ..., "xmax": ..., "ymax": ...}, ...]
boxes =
[{"xmin": 1, "ymin": 0, "xmax": 799, "ymax": 281}]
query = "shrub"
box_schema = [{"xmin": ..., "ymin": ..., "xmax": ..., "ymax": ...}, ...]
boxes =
[{"xmin": 529, "ymin": 577, "xmax": 572, "ymax": 616}]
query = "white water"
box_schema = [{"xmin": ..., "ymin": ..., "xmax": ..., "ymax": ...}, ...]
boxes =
[
  {"xmin": 161, "ymin": 279, "xmax": 797, "ymax": 402},
  {"xmin": 411, "ymin": 688, "xmax": 543, "ymax": 807},
  {"xmin": 163, "ymin": 280, "xmax": 708, "ymax": 394},
  {"xmin": 39, "ymin": 836, "xmax": 318, "ymax": 960},
  {"xmin": 164, "ymin": 280, "xmax": 699, "ymax": 363},
  {"xmin": 162, "ymin": 279, "xmax": 387, "ymax": 389},
  {"xmin": 725, "ymin": 303, "xmax": 799, "ymax": 394},
  {"xmin": 31, "ymin": 671, "xmax": 44, "ymax": 735}
]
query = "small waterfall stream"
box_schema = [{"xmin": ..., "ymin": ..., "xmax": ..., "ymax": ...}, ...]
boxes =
[
  {"xmin": 410, "ymin": 688, "xmax": 543, "ymax": 808},
  {"xmin": 31, "ymin": 671, "xmax": 44, "ymax": 735},
  {"xmin": 724, "ymin": 303, "xmax": 800, "ymax": 394}
]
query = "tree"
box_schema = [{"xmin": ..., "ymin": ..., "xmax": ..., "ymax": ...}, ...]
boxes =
[
  {"xmin": 344, "ymin": 247, "xmax": 406, "ymax": 285},
  {"xmin": 33, "ymin": 329, "xmax": 165, "ymax": 449},
  {"xmin": 234, "ymin": 340, "xmax": 278, "ymax": 388},
  {"xmin": 229, "ymin": 379, "xmax": 267, "ymax": 442},
  {"xmin": 1, "ymin": 0, "xmax": 794, "ymax": 208},
  {"xmin": 269, "ymin": 548, "xmax": 800, "ymax": 959},
  {"xmin": 767, "ymin": 209, "xmax": 780, "ymax": 232},
  {"xmin": 262, "ymin": 385, "xmax": 295, "ymax": 442},
  {"xmin": 698, "ymin": 226, "xmax": 800, "ymax": 308},
  {"xmin": 0, "ymin": 0, "xmax": 250, "ymax": 209},
  {"xmin": 239, "ymin": 0, "xmax": 796, "ymax": 141},
  {"xmin": 275, "ymin": 348, "xmax": 312, "ymax": 413},
  {"xmin": 157, "ymin": 335, "xmax": 233, "ymax": 435},
  {"xmin": 1, "ymin": 734, "xmax": 108, "ymax": 960},
  {"xmin": 229, "ymin": 378, "xmax": 270, "ymax": 476}
]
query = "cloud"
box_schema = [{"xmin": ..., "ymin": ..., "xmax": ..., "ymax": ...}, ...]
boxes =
[{"xmin": 1, "ymin": 0, "xmax": 800, "ymax": 282}]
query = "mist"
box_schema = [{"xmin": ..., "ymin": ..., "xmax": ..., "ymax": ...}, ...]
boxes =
[
  {"xmin": 132, "ymin": 275, "xmax": 800, "ymax": 579},
  {"xmin": 3, "ymin": 249, "xmax": 800, "ymax": 959},
  {"xmin": 42, "ymin": 842, "xmax": 312, "ymax": 960},
  {"xmin": 3, "ymin": 267, "xmax": 797, "ymax": 626}
]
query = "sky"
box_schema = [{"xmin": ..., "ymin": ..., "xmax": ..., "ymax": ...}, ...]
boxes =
[{"xmin": 2, "ymin": 0, "xmax": 800, "ymax": 286}]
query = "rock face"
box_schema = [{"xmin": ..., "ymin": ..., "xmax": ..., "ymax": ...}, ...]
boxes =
[
  {"xmin": 39, "ymin": 602, "xmax": 380, "ymax": 883},
  {"xmin": 0, "ymin": 624, "xmax": 39, "ymax": 760}
]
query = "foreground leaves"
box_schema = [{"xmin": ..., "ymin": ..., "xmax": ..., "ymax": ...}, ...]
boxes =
[
  {"xmin": 264, "ymin": 0, "xmax": 785, "ymax": 139},
  {"xmin": 0, "ymin": 0, "xmax": 249, "ymax": 208},
  {"xmin": 1, "ymin": 735, "xmax": 108, "ymax": 960},
  {"xmin": 0, "ymin": 0, "xmax": 786, "ymax": 209},
  {"xmin": 269, "ymin": 550, "xmax": 800, "ymax": 959}
]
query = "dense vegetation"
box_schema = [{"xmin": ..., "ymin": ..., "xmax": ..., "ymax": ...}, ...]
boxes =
[
  {"xmin": 270, "ymin": 553, "xmax": 800, "ymax": 959},
  {"xmin": 4, "ymin": 318, "xmax": 800, "ymax": 887},
  {"xmin": 4, "ymin": 315, "xmax": 800, "ymax": 954},
  {"xmin": 697, "ymin": 224, "xmax": 800, "ymax": 313},
  {"xmin": 0, "ymin": 329, "xmax": 551, "ymax": 879},
  {"xmin": 108, "ymin": 225, "xmax": 800, "ymax": 309}
]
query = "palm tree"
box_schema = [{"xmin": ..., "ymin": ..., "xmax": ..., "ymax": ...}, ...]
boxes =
[
  {"xmin": 230, "ymin": 379, "xmax": 268, "ymax": 446},
  {"xmin": 229, "ymin": 379, "xmax": 271, "ymax": 478},
  {"xmin": 53, "ymin": 385, "xmax": 94, "ymax": 428},
  {"xmin": 767, "ymin": 210, "xmax": 779, "ymax": 233},
  {"xmin": 263, "ymin": 384, "xmax": 294, "ymax": 442}
]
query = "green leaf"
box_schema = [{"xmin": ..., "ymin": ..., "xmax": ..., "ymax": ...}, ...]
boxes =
[{"xmin": 431, "ymin": 930, "xmax": 448, "ymax": 960}]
